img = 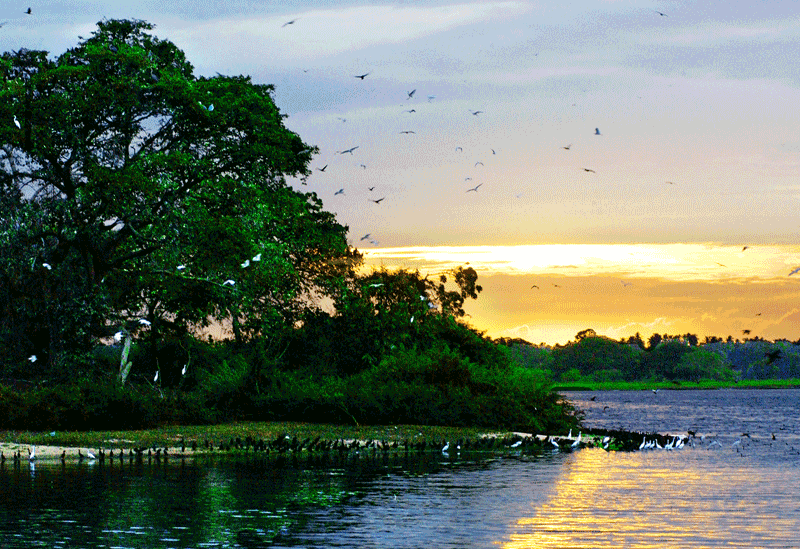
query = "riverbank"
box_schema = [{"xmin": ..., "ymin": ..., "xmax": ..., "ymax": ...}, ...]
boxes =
[
  {"xmin": 554, "ymin": 377, "xmax": 800, "ymax": 392},
  {"xmin": 1, "ymin": 421, "xmax": 635, "ymax": 461}
]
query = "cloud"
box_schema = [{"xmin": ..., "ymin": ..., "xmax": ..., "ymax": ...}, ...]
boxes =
[{"xmin": 167, "ymin": 2, "xmax": 531, "ymax": 68}]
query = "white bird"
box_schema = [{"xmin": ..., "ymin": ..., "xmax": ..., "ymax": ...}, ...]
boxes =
[
  {"xmin": 29, "ymin": 446, "xmax": 36, "ymax": 461},
  {"xmin": 154, "ymin": 370, "xmax": 159, "ymax": 383},
  {"xmin": 241, "ymin": 259, "xmax": 250, "ymax": 268},
  {"xmin": 652, "ymin": 389, "xmax": 659, "ymax": 394},
  {"xmin": 139, "ymin": 319, "xmax": 151, "ymax": 326},
  {"xmin": 177, "ymin": 265, "xmax": 186, "ymax": 271},
  {"xmin": 28, "ymin": 355, "xmax": 37, "ymax": 362},
  {"xmin": 13, "ymin": 115, "xmax": 21, "ymax": 129},
  {"xmin": 252, "ymin": 253, "xmax": 261, "ymax": 262},
  {"xmin": 181, "ymin": 364, "xmax": 187, "ymax": 376},
  {"xmin": 410, "ymin": 316, "xmax": 415, "ymax": 323},
  {"xmin": 207, "ymin": 104, "xmax": 214, "ymax": 112},
  {"xmin": 42, "ymin": 263, "xmax": 51, "ymax": 270},
  {"xmin": 639, "ymin": 437, "xmax": 647, "ymax": 450},
  {"xmin": 113, "ymin": 331, "xmax": 124, "ymax": 342},
  {"xmin": 367, "ymin": 283, "xmax": 384, "ymax": 288},
  {"xmin": 222, "ymin": 279, "xmax": 235, "ymax": 286},
  {"xmin": 510, "ymin": 440, "xmax": 522, "ymax": 448},
  {"xmin": 567, "ymin": 429, "xmax": 573, "ymax": 440},
  {"xmin": 86, "ymin": 450, "xmax": 96, "ymax": 460},
  {"xmin": 571, "ymin": 432, "xmax": 582, "ymax": 448},
  {"xmin": 442, "ymin": 441, "xmax": 450, "ymax": 453},
  {"xmin": 550, "ymin": 438, "xmax": 560, "ymax": 449}
]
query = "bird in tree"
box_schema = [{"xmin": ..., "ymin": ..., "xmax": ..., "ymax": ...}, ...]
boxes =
[{"xmin": 0, "ymin": 19, "xmax": 353, "ymax": 362}]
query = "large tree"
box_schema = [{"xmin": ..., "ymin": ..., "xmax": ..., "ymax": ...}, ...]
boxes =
[{"xmin": 0, "ymin": 19, "xmax": 355, "ymax": 374}]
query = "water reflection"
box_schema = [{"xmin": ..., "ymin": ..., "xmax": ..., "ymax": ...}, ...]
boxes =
[
  {"xmin": 1, "ymin": 389, "xmax": 799, "ymax": 548},
  {"xmin": 507, "ymin": 448, "xmax": 799, "ymax": 548}
]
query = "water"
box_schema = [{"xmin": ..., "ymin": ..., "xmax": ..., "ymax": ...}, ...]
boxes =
[{"xmin": 1, "ymin": 389, "xmax": 798, "ymax": 548}]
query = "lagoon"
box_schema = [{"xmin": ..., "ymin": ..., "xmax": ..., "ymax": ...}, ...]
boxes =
[{"xmin": 1, "ymin": 389, "xmax": 798, "ymax": 548}]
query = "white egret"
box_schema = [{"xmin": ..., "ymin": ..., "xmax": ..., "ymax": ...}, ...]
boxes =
[
  {"xmin": 29, "ymin": 446, "xmax": 36, "ymax": 461},
  {"xmin": 441, "ymin": 441, "xmax": 450, "ymax": 453},
  {"xmin": 177, "ymin": 265, "xmax": 186, "ymax": 270},
  {"xmin": 181, "ymin": 364, "xmax": 187, "ymax": 376},
  {"xmin": 154, "ymin": 370, "xmax": 159, "ymax": 383},
  {"xmin": 13, "ymin": 115, "xmax": 21, "ymax": 129},
  {"xmin": 28, "ymin": 355, "xmax": 37, "ymax": 362},
  {"xmin": 113, "ymin": 331, "xmax": 124, "ymax": 342},
  {"xmin": 252, "ymin": 253, "xmax": 261, "ymax": 262},
  {"xmin": 241, "ymin": 259, "xmax": 250, "ymax": 268},
  {"xmin": 571, "ymin": 432, "xmax": 582, "ymax": 448},
  {"xmin": 42, "ymin": 263, "xmax": 51, "ymax": 270},
  {"xmin": 139, "ymin": 319, "xmax": 151, "ymax": 326},
  {"xmin": 222, "ymin": 280, "xmax": 235, "ymax": 286},
  {"xmin": 550, "ymin": 438, "xmax": 560, "ymax": 449},
  {"xmin": 510, "ymin": 440, "xmax": 522, "ymax": 448}
]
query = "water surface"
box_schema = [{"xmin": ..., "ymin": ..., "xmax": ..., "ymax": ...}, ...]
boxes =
[{"xmin": 1, "ymin": 388, "xmax": 798, "ymax": 548}]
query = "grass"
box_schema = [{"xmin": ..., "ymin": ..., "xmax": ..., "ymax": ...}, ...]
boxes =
[
  {"xmin": 553, "ymin": 378, "xmax": 800, "ymax": 392},
  {"xmin": 0, "ymin": 421, "xmax": 523, "ymax": 451}
]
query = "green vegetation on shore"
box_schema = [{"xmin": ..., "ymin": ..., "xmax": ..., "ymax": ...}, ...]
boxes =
[{"xmin": 0, "ymin": 21, "xmax": 575, "ymax": 436}]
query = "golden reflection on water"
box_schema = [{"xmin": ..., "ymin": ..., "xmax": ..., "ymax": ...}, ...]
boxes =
[{"xmin": 503, "ymin": 448, "xmax": 795, "ymax": 549}]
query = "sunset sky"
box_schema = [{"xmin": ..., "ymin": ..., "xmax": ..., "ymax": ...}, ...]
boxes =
[{"xmin": 3, "ymin": 1, "xmax": 799, "ymax": 344}]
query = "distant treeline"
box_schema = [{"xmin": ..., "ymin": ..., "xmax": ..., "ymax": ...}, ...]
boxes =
[{"xmin": 499, "ymin": 329, "xmax": 800, "ymax": 382}]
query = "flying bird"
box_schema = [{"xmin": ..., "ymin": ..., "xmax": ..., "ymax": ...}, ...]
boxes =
[
  {"xmin": 562, "ymin": 144, "xmax": 572, "ymax": 150},
  {"xmin": 789, "ymin": 267, "xmax": 800, "ymax": 276},
  {"xmin": 28, "ymin": 355, "xmax": 37, "ymax": 362},
  {"xmin": 470, "ymin": 110, "xmax": 483, "ymax": 116},
  {"xmin": 652, "ymin": 9, "xmax": 668, "ymax": 16},
  {"xmin": 407, "ymin": 89, "xmax": 416, "ymax": 99},
  {"xmin": 402, "ymin": 109, "xmax": 416, "ymax": 114},
  {"xmin": 715, "ymin": 262, "xmax": 727, "ymax": 268},
  {"xmin": 42, "ymin": 263, "xmax": 51, "ymax": 270},
  {"xmin": 531, "ymin": 285, "xmax": 539, "ymax": 289},
  {"xmin": 466, "ymin": 183, "xmax": 483, "ymax": 193},
  {"xmin": 360, "ymin": 234, "xmax": 371, "ymax": 241},
  {"xmin": 399, "ymin": 130, "xmax": 415, "ymax": 134},
  {"xmin": 427, "ymin": 95, "xmax": 436, "ymax": 102},
  {"xmin": 25, "ymin": 7, "xmax": 32, "ymax": 14},
  {"xmin": 371, "ymin": 197, "xmax": 385, "ymax": 204},
  {"xmin": 583, "ymin": 168, "xmax": 596, "ymax": 173},
  {"xmin": 455, "ymin": 147, "xmax": 463, "ymax": 152},
  {"xmin": 360, "ymin": 164, "xmax": 367, "ymax": 169},
  {"xmin": 368, "ymin": 186, "xmax": 375, "ymax": 191},
  {"xmin": 594, "ymin": 128, "xmax": 601, "ymax": 135},
  {"xmin": 334, "ymin": 189, "xmax": 345, "ymax": 196},
  {"xmin": 282, "ymin": 19, "xmax": 297, "ymax": 27},
  {"xmin": 176, "ymin": 264, "xmax": 186, "ymax": 270},
  {"xmin": 621, "ymin": 281, "xmax": 632, "ymax": 287},
  {"xmin": 316, "ymin": 165, "xmax": 328, "ymax": 172},
  {"xmin": 475, "ymin": 161, "xmax": 484, "ymax": 167},
  {"xmin": 354, "ymin": 72, "xmax": 371, "ymax": 80},
  {"xmin": 742, "ymin": 246, "xmax": 749, "ymax": 252},
  {"xmin": 338, "ymin": 146, "xmax": 359, "ymax": 155}
]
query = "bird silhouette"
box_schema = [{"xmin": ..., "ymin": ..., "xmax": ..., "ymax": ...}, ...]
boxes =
[
  {"xmin": 470, "ymin": 110, "xmax": 483, "ymax": 116},
  {"xmin": 531, "ymin": 285, "xmax": 539, "ymax": 289},
  {"xmin": 354, "ymin": 72, "xmax": 371, "ymax": 80},
  {"xmin": 595, "ymin": 128, "xmax": 601, "ymax": 135},
  {"xmin": 371, "ymin": 197, "xmax": 385, "ymax": 204},
  {"xmin": 403, "ymin": 109, "xmax": 416, "ymax": 114},
  {"xmin": 334, "ymin": 189, "xmax": 345, "ymax": 196},
  {"xmin": 360, "ymin": 234, "xmax": 371, "ymax": 241},
  {"xmin": 742, "ymin": 246, "xmax": 749, "ymax": 251},
  {"xmin": 399, "ymin": 130, "xmax": 415, "ymax": 134},
  {"xmin": 583, "ymin": 168, "xmax": 596, "ymax": 173},
  {"xmin": 407, "ymin": 89, "xmax": 416, "ymax": 99},
  {"xmin": 466, "ymin": 183, "xmax": 483, "ymax": 192},
  {"xmin": 282, "ymin": 19, "xmax": 297, "ymax": 27},
  {"xmin": 790, "ymin": 267, "xmax": 800, "ymax": 276},
  {"xmin": 316, "ymin": 165, "xmax": 328, "ymax": 172},
  {"xmin": 338, "ymin": 146, "xmax": 359, "ymax": 155},
  {"xmin": 25, "ymin": 7, "xmax": 32, "ymax": 14},
  {"xmin": 652, "ymin": 9, "xmax": 668, "ymax": 16}
]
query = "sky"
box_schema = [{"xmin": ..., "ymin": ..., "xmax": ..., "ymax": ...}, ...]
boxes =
[{"xmin": 2, "ymin": 1, "xmax": 800, "ymax": 345}]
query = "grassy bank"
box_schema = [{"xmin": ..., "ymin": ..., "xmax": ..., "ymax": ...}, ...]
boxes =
[{"xmin": 553, "ymin": 377, "xmax": 800, "ymax": 391}]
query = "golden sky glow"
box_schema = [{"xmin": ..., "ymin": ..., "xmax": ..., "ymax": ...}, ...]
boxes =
[{"xmin": 363, "ymin": 244, "xmax": 800, "ymax": 344}]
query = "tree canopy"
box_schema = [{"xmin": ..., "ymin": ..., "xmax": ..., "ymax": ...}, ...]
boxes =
[{"xmin": 0, "ymin": 19, "xmax": 354, "ymax": 374}]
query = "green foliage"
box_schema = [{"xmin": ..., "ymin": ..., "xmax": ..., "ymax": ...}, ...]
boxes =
[
  {"xmin": 551, "ymin": 335, "xmax": 641, "ymax": 381},
  {"xmin": 0, "ymin": 19, "xmax": 352, "ymax": 375}
]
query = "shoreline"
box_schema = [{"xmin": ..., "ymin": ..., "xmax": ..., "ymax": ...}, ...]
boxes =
[{"xmin": 1, "ymin": 430, "xmax": 623, "ymax": 462}]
